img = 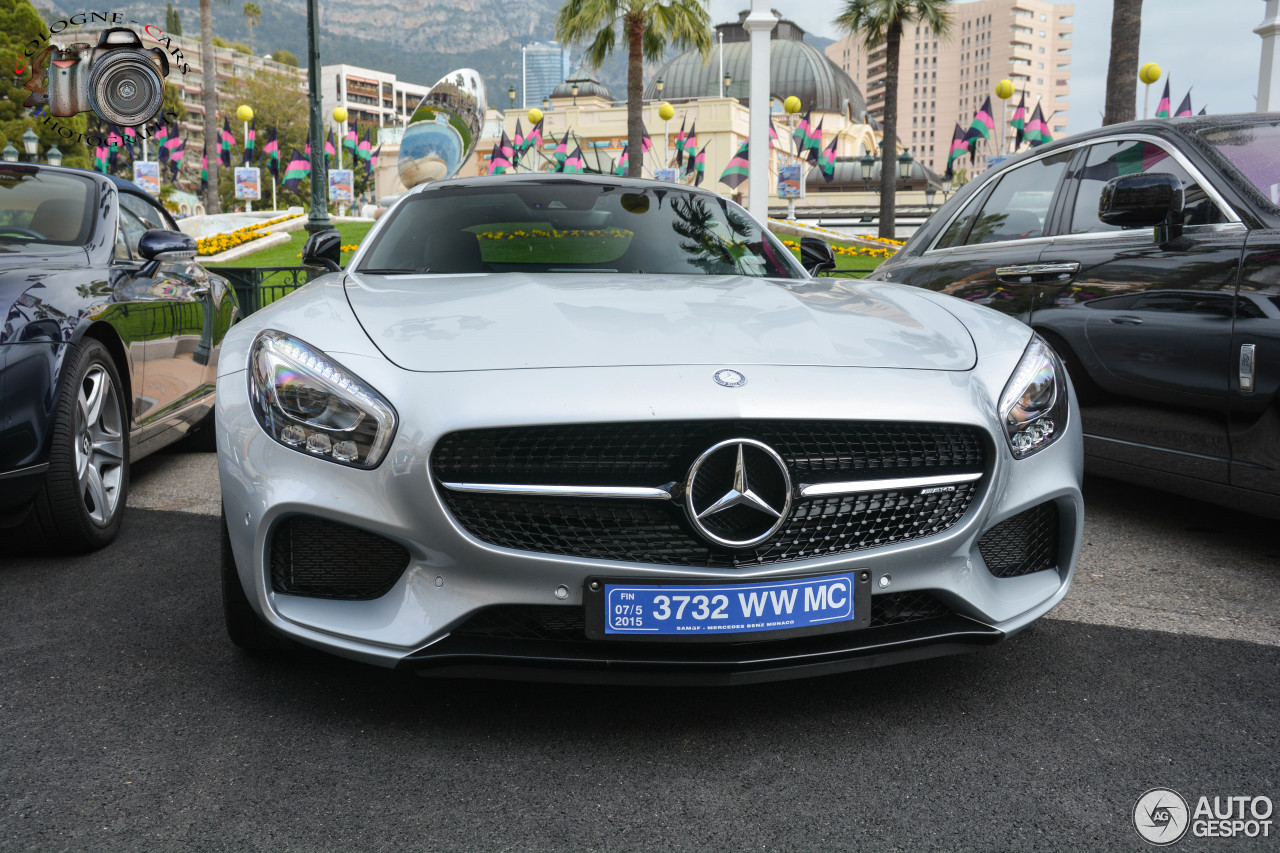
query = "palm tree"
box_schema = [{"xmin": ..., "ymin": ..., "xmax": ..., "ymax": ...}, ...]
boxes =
[
  {"xmin": 555, "ymin": 0, "xmax": 712, "ymax": 179},
  {"xmin": 1103, "ymin": 0, "xmax": 1142, "ymax": 125},
  {"xmin": 243, "ymin": 2, "xmax": 262, "ymax": 54},
  {"xmin": 200, "ymin": 0, "xmax": 220, "ymax": 214},
  {"xmin": 835, "ymin": 0, "xmax": 951, "ymax": 239}
]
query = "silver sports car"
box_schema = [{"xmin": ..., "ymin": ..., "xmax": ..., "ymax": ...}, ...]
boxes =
[{"xmin": 216, "ymin": 174, "xmax": 1083, "ymax": 684}]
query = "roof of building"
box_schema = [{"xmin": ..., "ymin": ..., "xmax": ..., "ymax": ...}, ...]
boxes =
[
  {"xmin": 550, "ymin": 68, "xmax": 614, "ymax": 102},
  {"xmin": 645, "ymin": 15, "xmax": 866, "ymax": 118}
]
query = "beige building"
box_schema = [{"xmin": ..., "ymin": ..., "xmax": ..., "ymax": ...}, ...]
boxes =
[
  {"xmin": 321, "ymin": 64, "xmax": 431, "ymax": 129},
  {"xmin": 826, "ymin": 0, "xmax": 1073, "ymax": 176}
]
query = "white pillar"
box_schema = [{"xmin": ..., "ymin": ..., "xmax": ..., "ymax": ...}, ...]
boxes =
[
  {"xmin": 744, "ymin": 1, "xmax": 776, "ymax": 224},
  {"xmin": 1257, "ymin": 0, "xmax": 1280, "ymax": 111}
]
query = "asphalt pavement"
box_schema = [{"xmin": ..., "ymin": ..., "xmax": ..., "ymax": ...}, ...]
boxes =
[{"xmin": 2, "ymin": 450, "xmax": 1277, "ymax": 852}]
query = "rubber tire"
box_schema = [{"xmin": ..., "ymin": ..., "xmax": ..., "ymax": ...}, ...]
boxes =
[
  {"xmin": 221, "ymin": 507, "xmax": 292, "ymax": 652},
  {"xmin": 19, "ymin": 338, "xmax": 130, "ymax": 552}
]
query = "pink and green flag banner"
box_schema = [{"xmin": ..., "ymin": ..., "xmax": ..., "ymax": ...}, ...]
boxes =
[
  {"xmin": 357, "ymin": 129, "xmax": 372, "ymax": 170},
  {"xmin": 551, "ymin": 130, "xmax": 568, "ymax": 165},
  {"xmin": 719, "ymin": 140, "xmax": 749, "ymax": 189},
  {"xmin": 641, "ymin": 123, "xmax": 653, "ymax": 153},
  {"xmin": 674, "ymin": 119, "xmax": 687, "ymax": 168},
  {"xmin": 1155, "ymin": 80, "xmax": 1172, "ymax": 118},
  {"xmin": 804, "ymin": 117, "xmax": 824, "ymax": 165},
  {"xmin": 691, "ymin": 143, "xmax": 707, "ymax": 186},
  {"xmin": 263, "ymin": 127, "xmax": 280, "ymax": 181},
  {"xmin": 966, "ymin": 96, "xmax": 994, "ymax": 154},
  {"xmin": 219, "ymin": 117, "xmax": 235, "ymax": 166},
  {"xmin": 1010, "ymin": 91, "xmax": 1027, "ymax": 149},
  {"xmin": 369, "ymin": 144, "xmax": 380, "ymax": 171},
  {"xmin": 200, "ymin": 150, "xmax": 208, "ymax": 192},
  {"xmin": 324, "ymin": 129, "xmax": 336, "ymax": 165},
  {"xmin": 1198, "ymin": 106, "xmax": 1208, "ymax": 116},
  {"xmin": 792, "ymin": 110, "xmax": 811, "ymax": 152},
  {"xmin": 768, "ymin": 122, "xmax": 779, "ymax": 149},
  {"xmin": 155, "ymin": 119, "xmax": 170, "ymax": 165},
  {"xmin": 106, "ymin": 126, "xmax": 122, "ymax": 168},
  {"xmin": 488, "ymin": 141, "xmax": 511, "ymax": 174},
  {"xmin": 498, "ymin": 130, "xmax": 516, "ymax": 167},
  {"xmin": 817, "ymin": 137, "xmax": 839, "ymax": 183},
  {"xmin": 682, "ymin": 122, "xmax": 698, "ymax": 172},
  {"xmin": 167, "ymin": 136, "xmax": 184, "ymax": 180},
  {"xmin": 521, "ymin": 118, "xmax": 543, "ymax": 157},
  {"xmin": 560, "ymin": 145, "xmax": 585, "ymax": 174},
  {"xmin": 282, "ymin": 147, "xmax": 310, "ymax": 193},
  {"xmin": 163, "ymin": 132, "xmax": 184, "ymax": 164},
  {"xmin": 512, "ymin": 119, "xmax": 525, "ymax": 163},
  {"xmin": 1025, "ymin": 103, "xmax": 1051, "ymax": 147},
  {"xmin": 1175, "ymin": 91, "xmax": 1193, "ymax": 117},
  {"xmin": 93, "ymin": 144, "xmax": 108, "ymax": 173},
  {"xmin": 243, "ymin": 116, "xmax": 255, "ymax": 165},
  {"xmin": 613, "ymin": 143, "xmax": 629, "ymax": 176},
  {"xmin": 344, "ymin": 121, "xmax": 358, "ymax": 155},
  {"xmin": 946, "ymin": 122, "xmax": 967, "ymax": 178},
  {"xmin": 1079, "ymin": 140, "xmax": 1169, "ymax": 181}
]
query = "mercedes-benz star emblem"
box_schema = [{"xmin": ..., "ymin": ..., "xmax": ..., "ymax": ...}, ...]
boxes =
[
  {"xmin": 685, "ymin": 439, "xmax": 792, "ymax": 548},
  {"xmin": 713, "ymin": 369, "xmax": 746, "ymax": 387}
]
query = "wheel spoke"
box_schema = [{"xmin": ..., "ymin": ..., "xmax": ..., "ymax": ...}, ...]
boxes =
[
  {"xmin": 92, "ymin": 437, "xmax": 124, "ymax": 463},
  {"xmin": 83, "ymin": 460, "xmax": 108, "ymax": 524},
  {"xmin": 83, "ymin": 369, "xmax": 106, "ymax": 427}
]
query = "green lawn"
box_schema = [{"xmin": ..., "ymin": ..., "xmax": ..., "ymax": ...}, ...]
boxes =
[{"xmin": 205, "ymin": 221, "xmax": 375, "ymax": 268}]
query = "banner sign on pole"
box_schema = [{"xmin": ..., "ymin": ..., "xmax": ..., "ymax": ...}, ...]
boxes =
[
  {"xmin": 234, "ymin": 167, "xmax": 262, "ymax": 200},
  {"xmin": 133, "ymin": 161, "xmax": 160, "ymax": 196},
  {"xmin": 329, "ymin": 169, "xmax": 354, "ymax": 202},
  {"xmin": 778, "ymin": 163, "xmax": 804, "ymax": 199}
]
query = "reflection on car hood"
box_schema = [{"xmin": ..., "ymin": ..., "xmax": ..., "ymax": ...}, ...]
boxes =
[{"xmin": 342, "ymin": 272, "xmax": 976, "ymax": 372}]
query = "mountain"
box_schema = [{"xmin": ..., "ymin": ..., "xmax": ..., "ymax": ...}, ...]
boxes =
[{"xmin": 33, "ymin": 0, "xmax": 648, "ymax": 106}]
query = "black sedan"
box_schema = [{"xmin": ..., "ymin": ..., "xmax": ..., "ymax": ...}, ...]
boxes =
[
  {"xmin": 870, "ymin": 113, "xmax": 1280, "ymax": 518},
  {"xmin": 0, "ymin": 164, "xmax": 236, "ymax": 550}
]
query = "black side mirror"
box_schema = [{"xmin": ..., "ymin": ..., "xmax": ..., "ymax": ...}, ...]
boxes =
[
  {"xmin": 301, "ymin": 229, "xmax": 343, "ymax": 273},
  {"xmin": 1099, "ymin": 173, "xmax": 1185, "ymax": 242},
  {"xmin": 800, "ymin": 235, "xmax": 837, "ymax": 275},
  {"xmin": 137, "ymin": 228, "xmax": 196, "ymax": 278}
]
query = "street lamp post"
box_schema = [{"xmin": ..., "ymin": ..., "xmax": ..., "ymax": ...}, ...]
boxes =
[
  {"xmin": 332, "ymin": 106, "xmax": 348, "ymax": 215},
  {"xmin": 46, "ymin": 145, "xmax": 62, "ymax": 167},
  {"xmin": 571, "ymin": 83, "xmax": 579, "ymax": 107},
  {"xmin": 925, "ymin": 185, "xmax": 937, "ymax": 210},
  {"xmin": 22, "ymin": 128, "xmax": 39, "ymax": 159},
  {"xmin": 508, "ymin": 86, "xmax": 517, "ymax": 110},
  {"xmin": 237, "ymin": 104, "xmax": 254, "ymax": 211},
  {"xmin": 1, "ymin": 143, "xmax": 17, "ymax": 163},
  {"xmin": 304, "ymin": 0, "xmax": 332, "ymax": 235},
  {"xmin": 659, "ymin": 101, "xmax": 674, "ymax": 169},
  {"xmin": 784, "ymin": 95, "xmax": 801, "ymax": 220},
  {"xmin": 897, "ymin": 150, "xmax": 913, "ymax": 189},
  {"xmin": 860, "ymin": 153, "xmax": 875, "ymax": 191}
]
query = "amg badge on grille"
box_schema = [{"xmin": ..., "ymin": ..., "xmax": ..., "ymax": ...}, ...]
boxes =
[{"xmin": 685, "ymin": 439, "xmax": 792, "ymax": 548}]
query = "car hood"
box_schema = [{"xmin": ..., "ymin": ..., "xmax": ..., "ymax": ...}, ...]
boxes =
[{"xmin": 341, "ymin": 272, "xmax": 976, "ymax": 372}]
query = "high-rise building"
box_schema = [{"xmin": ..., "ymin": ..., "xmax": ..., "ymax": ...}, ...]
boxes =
[
  {"xmin": 522, "ymin": 41, "xmax": 572, "ymax": 108},
  {"xmin": 826, "ymin": 0, "xmax": 1073, "ymax": 176},
  {"xmin": 322, "ymin": 65, "xmax": 431, "ymax": 129}
]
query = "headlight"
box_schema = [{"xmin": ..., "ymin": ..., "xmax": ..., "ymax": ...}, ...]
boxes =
[
  {"xmin": 248, "ymin": 330, "xmax": 397, "ymax": 468},
  {"xmin": 999, "ymin": 335, "xmax": 1067, "ymax": 459}
]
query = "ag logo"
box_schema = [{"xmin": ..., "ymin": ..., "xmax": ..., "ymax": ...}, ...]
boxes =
[{"xmin": 1134, "ymin": 788, "xmax": 1190, "ymax": 845}]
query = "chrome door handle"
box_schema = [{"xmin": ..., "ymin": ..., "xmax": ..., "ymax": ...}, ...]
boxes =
[
  {"xmin": 190, "ymin": 285, "xmax": 210, "ymax": 299},
  {"xmin": 995, "ymin": 262, "xmax": 1081, "ymax": 281},
  {"xmin": 1110, "ymin": 315, "xmax": 1144, "ymax": 325},
  {"xmin": 1240, "ymin": 343, "xmax": 1256, "ymax": 393}
]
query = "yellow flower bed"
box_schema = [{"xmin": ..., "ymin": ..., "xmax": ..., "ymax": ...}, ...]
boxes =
[
  {"xmin": 475, "ymin": 228, "xmax": 634, "ymax": 240},
  {"xmin": 779, "ymin": 238, "xmax": 897, "ymax": 259},
  {"xmin": 294, "ymin": 244, "xmax": 361, "ymax": 259},
  {"xmin": 196, "ymin": 213, "xmax": 303, "ymax": 257}
]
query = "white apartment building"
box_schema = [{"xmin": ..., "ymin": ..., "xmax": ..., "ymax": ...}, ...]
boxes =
[{"xmin": 321, "ymin": 64, "xmax": 431, "ymax": 129}]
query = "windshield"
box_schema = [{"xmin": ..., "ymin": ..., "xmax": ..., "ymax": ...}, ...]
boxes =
[
  {"xmin": 1196, "ymin": 121, "xmax": 1280, "ymax": 210},
  {"xmin": 0, "ymin": 167, "xmax": 95, "ymax": 246},
  {"xmin": 358, "ymin": 182, "xmax": 804, "ymax": 278}
]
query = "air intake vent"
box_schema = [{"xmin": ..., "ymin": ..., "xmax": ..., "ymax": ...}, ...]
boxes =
[
  {"xmin": 978, "ymin": 502, "xmax": 1059, "ymax": 578},
  {"xmin": 270, "ymin": 515, "xmax": 410, "ymax": 600}
]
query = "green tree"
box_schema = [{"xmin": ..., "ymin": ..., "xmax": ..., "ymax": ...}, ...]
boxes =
[
  {"xmin": 242, "ymin": 2, "xmax": 261, "ymax": 53},
  {"xmin": 555, "ymin": 0, "xmax": 711, "ymax": 179},
  {"xmin": 165, "ymin": 2, "xmax": 183, "ymax": 36},
  {"xmin": 835, "ymin": 0, "xmax": 952, "ymax": 238},
  {"xmin": 1103, "ymin": 0, "xmax": 1142, "ymax": 125},
  {"xmin": 271, "ymin": 49, "xmax": 298, "ymax": 67},
  {"xmin": 227, "ymin": 69, "xmax": 311, "ymax": 210},
  {"xmin": 0, "ymin": 0, "xmax": 89, "ymax": 168},
  {"xmin": 230, "ymin": 41, "xmax": 252, "ymax": 54},
  {"xmin": 201, "ymin": 0, "xmax": 225, "ymax": 213}
]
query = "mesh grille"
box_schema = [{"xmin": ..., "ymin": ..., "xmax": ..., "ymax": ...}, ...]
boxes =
[
  {"xmin": 270, "ymin": 515, "xmax": 411, "ymax": 600},
  {"xmin": 432, "ymin": 420, "xmax": 985, "ymax": 488},
  {"xmin": 442, "ymin": 484, "xmax": 976, "ymax": 568},
  {"xmin": 450, "ymin": 592, "xmax": 952, "ymax": 642},
  {"xmin": 433, "ymin": 420, "xmax": 985, "ymax": 566},
  {"xmin": 978, "ymin": 502, "xmax": 1060, "ymax": 578}
]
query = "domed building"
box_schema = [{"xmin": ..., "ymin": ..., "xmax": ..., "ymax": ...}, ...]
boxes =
[
  {"xmin": 646, "ymin": 11, "xmax": 868, "ymax": 122},
  {"xmin": 548, "ymin": 69, "xmax": 615, "ymax": 107}
]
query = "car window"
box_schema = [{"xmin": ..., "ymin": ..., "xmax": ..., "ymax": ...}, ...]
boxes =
[
  {"xmin": 1069, "ymin": 140, "xmax": 1227, "ymax": 234},
  {"xmin": 120, "ymin": 192, "xmax": 175, "ymax": 232},
  {"xmin": 0, "ymin": 167, "xmax": 95, "ymax": 246},
  {"xmin": 963, "ymin": 151, "xmax": 1072, "ymax": 245},
  {"xmin": 116, "ymin": 205, "xmax": 147, "ymax": 262},
  {"xmin": 934, "ymin": 190, "xmax": 986, "ymax": 250}
]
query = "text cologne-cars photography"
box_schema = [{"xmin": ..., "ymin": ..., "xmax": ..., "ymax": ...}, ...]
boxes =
[{"xmin": 215, "ymin": 174, "xmax": 1083, "ymax": 683}]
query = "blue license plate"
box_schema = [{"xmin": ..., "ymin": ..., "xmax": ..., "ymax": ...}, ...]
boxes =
[{"xmin": 595, "ymin": 572, "xmax": 864, "ymax": 639}]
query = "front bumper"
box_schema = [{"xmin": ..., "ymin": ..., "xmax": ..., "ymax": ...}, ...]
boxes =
[{"xmin": 217, "ymin": 357, "xmax": 1083, "ymax": 681}]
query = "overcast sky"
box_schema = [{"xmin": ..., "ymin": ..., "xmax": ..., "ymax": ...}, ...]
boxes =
[{"xmin": 706, "ymin": 0, "xmax": 1267, "ymax": 132}]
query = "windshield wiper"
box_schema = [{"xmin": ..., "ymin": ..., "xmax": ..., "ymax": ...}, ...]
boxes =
[{"xmin": 357, "ymin": 267, "xmax": 431, "ymax": 275}]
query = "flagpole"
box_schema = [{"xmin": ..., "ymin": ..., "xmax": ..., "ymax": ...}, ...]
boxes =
[{"xmin": 243, "ymin": 119, "xmax": 252, "ymax": 212}]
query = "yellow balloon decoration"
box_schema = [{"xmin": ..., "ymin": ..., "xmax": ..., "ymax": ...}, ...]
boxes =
[
  {"xmin": 235, "ymin": 104, "xmax": 254, "ymax": 122},
  {"xmin": 784, "ymin": 95, "xmax": 802, "ymax": 115},
  {"xmin": 658, "ymin": 102, "xmax": 675, "ymax": 121},
  {"xmin": 331, "ymin": 106, "xmax": 349, "ymax": 124},
  {"xmin": 527, "ymin": 108, "xmax": 544, "ymax": 125},
  {"xmin": 1139, "ymin": 63, "xmax": 1162, "ymax": 85},
  {"xmin": 995, "ymin": 79, "xmax": 1015, "ymax": 100}
]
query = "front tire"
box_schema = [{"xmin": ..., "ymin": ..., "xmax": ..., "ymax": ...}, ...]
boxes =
[
  {"xmin": 221, "ymin": 507, "xmax": 291, "ymax": 652},
  {"xmin": 20, "ymin": 338, "xmax": 129, "ymax": 552}
]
